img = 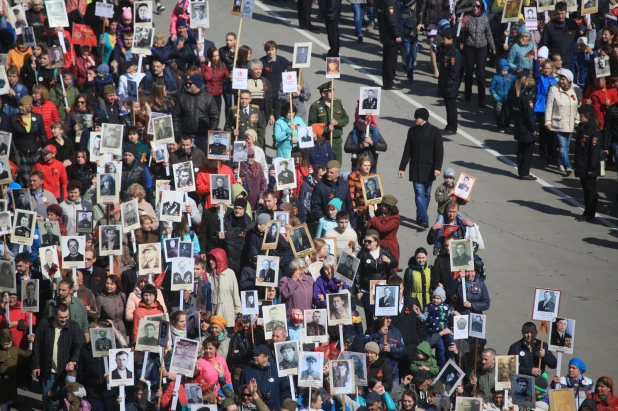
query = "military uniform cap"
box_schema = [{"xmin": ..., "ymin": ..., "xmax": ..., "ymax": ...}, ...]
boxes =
[
  {"xmin": 306, "ymin": 355, "xmax": 317, "ymax": 362},
  {"xmin": 280, "ymin": 343, "xmax": 296, "ymax": 352},
  {"xmin": 318, "ymin": 82, "xmax": 333, "ymax": 92}
]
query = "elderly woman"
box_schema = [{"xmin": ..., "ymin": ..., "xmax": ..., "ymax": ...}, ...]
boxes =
[
  {"xmin": 240, "ymin": 147, "xmax": 267, "ymax": 210},
  {"xmin": 197, "ymin": 336, "xmax": 233, "ymax": 394},
  {"xmin": 96, "ymin": 274, "xmax": 127, "ymax": 339},
  {"xmin": 279, "ymin": 258, "xmax": 315, "ymax": 316},
  {"xmin": 450, "ymin": 268, "xmax": 490, "ymax": 315},
  {"xmin": 127, "ymin": 183, "xmax": 159, "ymax": 229},
  {"xmin": 8, "ymin": 96, "xmax": 47, "ymax": 186},
  {"xmin": 545, "ymin": 68, "xmax": 580, "ymax": 176},
  {"xmin": 508, "ymin": 26, "xmax": 536, "ymax": 73},
  {"xmin": 31, "ymin": 84, "xmax": 60, "ymax": 140},
  {"xmin": 313, "ymin": 255, "xmax": 348, "ymax": 308},
  {"xmin": 551, "ymin": 358, "xmax": 593, "ymax": 408}
]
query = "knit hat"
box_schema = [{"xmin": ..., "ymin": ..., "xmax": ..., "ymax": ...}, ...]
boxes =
[
  {"xmin": 433, "ymin": 286, "xmax": 446, "ymax": 302},
  {"xmin": 535, "ymin": 374, "xmax": 548, "ymax": 392},
  {"xmin": 444, "ymin": 167, "xmax": 456, "ymax": 179},
  {"xmin": 537, "ymin": 46, "xmax": 549, "ymax": 59},
  {"xmin": 97, "ymin": 64, "xmax": 110, "ymax": 75},
  {"xmin": 256, "ymin": 213, "xmax": 270, "ymax": 225},
  {"xmin": 402, "ymin": 0, "xmax": 415, "ymax": 8},
  {"xmin": 222, "ymin": 398, "xmax": 236, "ymax": 409},
  {"xmin": 327, "ymin": 160, "xmax": 340, "ymax": 169},
  {"xmin": 122, "ymin": 7, "xmax": 132, "ymax": 20},
  {"xmin": 282, "ymin": 399, "xmax": 298, "ymax": 411},
  {"xmin": 188, "ymin": 73, "xmax": 204, "ymax": 89},
  {"xmin": 47, "ymin": 204, "xmax": 63, "ymax": 217},
  {"xmin": 518, "ymin": 25, "xmax": 531, "ymax": 36},
  {"xmin": 253, "ymin": 344, "xmax": 270, "ymax": 356},
  {"xmin": 176, "ymin": 18, "xmax": 188, "ymax": 28},
  {"xmin": 123, "ymin": 145, "xmax": 137, "ymax": 157},
  {"xmin": 103, "ymin": 84, "xmax": 116, "ymax": 95},
  {"xmin": 569, "ymin": 358, "xmax": 586, "ymax": 373},
  {"xmin": 244, "ymin": 129, "xmax": 258, "ymax": 142},
  {"xmin": 141, "ymin": 284, "xmax": 157, "ymax": 297},
  {"xmin": 328, "ymin": 198, "xmax": 343, "ymax": 211},
  {"xmin": 414, "ymin": 108, "xmax": 430, "ymax": 121},
  {"xmin": 290, "ymin": 309, "xmax": 303, "ymax": 322},
  {"xmin": 381, "ymin": 194, "xmax": 398, "ymax": 206},
  {"xmin": 66, "ymin": 382, "xmax": 87, "ymax": 398},
  {"xmin": 234, "ymin": 197, "xmax": 248, "ymax": 210},
  {"xmin": 366, "ymin": 229, "xmax": 380, "ymax": 240},
  {"xmin": 364, "ymin": 341, "xmax": 380, "ymax": 355},
  {"xmin": 19, "ymin": 95, "xmax": 33, "ymax": 106},
  {"xmin": 210, "ymin": 315, "xmax": 227, "ymax": 329},
  {"xmin": 557, "ymin": 68, "xmax": 574, "ymax": 83},
  {"xmin": 0, "ymin": 328, "xmax": 11, "ymax": 343},
  {"xmin": 311, "ymin": 123, "xmax": 325, "ymax": 137}
]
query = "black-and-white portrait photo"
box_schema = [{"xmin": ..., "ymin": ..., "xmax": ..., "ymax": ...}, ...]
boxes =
[
  {"xmin": 97, "ymin": 173, "xmax": 119, "ymax": 203},
  {"xmin": 48, "ymin": 46, "xmax": 65, "ymax": 69},
  {"xmin": 62, "ymin": 236, "xmax": 86, "ymax": 268},
  {"xmin": 45, "ymin": 0, "xmax": 69, "ymax": 27},
  {"xmin": 101, "ymin": 124, "xmax": 123, "ymax": 154},
  {"xmin": 549, "ymin": 317, "xmax": 575, "ymax": 354},
  {"xmin": 595, "ymin": 56, "xmax": 611, "ymax": 78},
  {"xmin": 12, "ymin": 209, "xmax": 36, "ymax": 245},
  {"xmin": 0, "ymin": 260, "xmax": 15, "ymax": 293},
  {"xmin": 186, "ymin": 384, "xmax": 204, "ymax": 405},
  {"xmin": 39, "ymin": 246, "xmax": 59, "ymax": 279},
  {"xmin": 449, "ymin": 239, "xmax": 474, "ymax": 271},
  {"xmin": 109, "ymin": 349, "xmax": 134, "ymax": 387},
  {"xmin": 232, "ymin": 141, "xmax": 248, "ymax": 162},
  {"xmin": 262, "ymin": 220, "xmax": 281, "ymax": 250},
  {"xmin": 209, "ymin": 174, "xmax": 231, "ymax": 204},
  {"xmin": 136, "ymin": 320, "xmax": 160, "ymax": 351},
  {"xmin": 187, "ymin": 312, "xmax": 200, "ymax": 340},
  {"xmin": 121, "ymin": 200, "xmax": 140, "ymax": 232},
  {"xmin": 158, "ymin": 320, "xmax": 169, "ymax": 346},
  {"xmin": 139, "ymin": 243, "xmax": 161, "ymax": 274},
  {"xmin": 38, "ymin": 221, "xmax": 61, "ymax": 246},
  {"xmin": 98, "ymin": 160, "xmax": 122, "ymax": 175},
  {"xmin": 0, "ymin": 211, "xmax": 9, "ymax": 236},
  {"xmin": 453, "ymin": 172, "xmax": 477, "ymax": 201},
  {"xmin": 334, "ymin": 251, "xmax": 360, "ymax": 286},
  {"xmin": 190, "ymin": 1, "xmax": 209, "ymax": 26},
  {"xmin": 256, "ymin": 255, "xmax": 279, "ymax": 287},
  {"xmin": 436, "ymin": 360, "xmax": 465, "ymax": 396},
  {"xmin": 532, "ymin": 288, "xmax": 561, "ymax": 322},
  {"xmin": 173, "ymin": 161, "xmax": 196, "ymax": 192},
  {"xmin": 288, "ymin": 224, "xmax": 314, "ymax": 257},
  {"xmin": 273, "ymin": 212, "xmax": 289, "ymax": 228},
  {"xmin": 581, "ymin": 0, "xmax": 598, "ymax": 13},
  {"xmin": 171, "ymin": 258, "xmax": 194, "ymax": 291},
  {"xmin": 90, "ymin": 327, "xmax": 115, "ymax": 357},
  {"xmin": 374, "ymin": 285, "xmax": 399, "ymax": 317},
  {"xmin": 469, "ymin": 313, "xmax": 486, "ymax": 339},
  {"xmin": 362, "ymin": 175, "xmax": 383, "ymax": 204},
  {"xmin": 242, "ymin": 290, "xmax": 259, "ymax": 315},
  {"xmin": 76, "ymin": 211, "xmax": 93, "ymax": 234},
  {"xmin": 20, "ymin": 279, "xmax": 39, "ymax": 312},
  {"xmin": 329, "ymin": 360, "xmax": 354, "ymax": 394},
  {"xmin": 509, "ymin": 375, "xmax": 535, "ymax": 408},
  {"xmin": 275, "ymin": 341, "xmax": 299, "ymax": 377},
  {"xmin": 133, "ymin": 27, "xmax": 154, "ymax": 53},
  {"xmin": 207, "ymin": 131, "xmax": 230, "ymax": 160},
  {"xmin": 231, "ymin": 0, "xmax": 241, "ymax": 15},
  {"xmin": 179, "ymin": 241, "xmax": 193, "ymax": 258},
  {"xmin": 274, "ymin": 157, "xmax": 297, "ymax": 190},
  {"xmin": 0, "ymin": 132, "xmax": 11, "ymax": 156},
  {"xmin": 298, "ymin": 352, "xmax": 324, "ymax": 387},
  {"xmin": 241, "ymin": 0, "xmax": 254, "ymax": 18},
  {"xmin": 153, "ymin": 115, "xmax": 174, "ymax": 144},
  {"xmin": 99, "ymin": 225, "xmax": 122, "ymax": 256},
  {"xmin": 455, "ymin": 398, "xmax": 483, "ymax": 411},
  {"xmin": 151, "ymin": 142, "xmax": 169, "ymax": 163},
  {"xmin": 89, "ymin": 132, "xmax": 105, "ymax": 160},
  {"xmin": 134, "ymin": 1, "xmax": 152, "ymax": 25},
  {"xmin": 297, "ymin": 127, "xmax": 314, "ymax": 149},
  {"xmin": 326, "ymin": 292, "xmax": 352, "ymax": 326},
  {"xmin": 160, "ymin": 191, "xmax": 184, "ymax": 222},
  {"xmin": 11, "ymin": 6, "xmax": 27, "ymax": 35},
  {"xmin": 263, "ymin": 304, "xmax": 287, "ymax": 340},
  {"xmin": 0, "ymin": 157, "xmax": 11, "ymax": 184},
  {"xmin": 344, "ymin": 352, "xmax": 368, "ymax": 386},
  {"xmin": 358, "ymin": 87, "xmax": 382, "ymax": 116},
  {"xmin": 11, "ymin": 188, "xmax": 31, "ymax": 211},
  {"xmin": 169, "ymin": 338, "xmax": 199, "ymax": 376},
  {"xmin": 292, "ymin": 42, "xmax": 312, "ymax": 69},
  {"xmin": 304, "ymin": 309, "xmax": 327, "ymax": 342}
]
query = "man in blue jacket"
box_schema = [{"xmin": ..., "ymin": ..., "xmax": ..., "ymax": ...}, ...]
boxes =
[
  {"xmin": 240, "ymin": 344, "xmax": 291, "ymax": 409},
  {"xmin": 310, "ymin": 160, "xmax": 354, "ymax": 228}
]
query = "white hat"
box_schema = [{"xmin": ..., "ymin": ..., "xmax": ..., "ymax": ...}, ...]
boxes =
[
  {"xmin": 557, "ymin": 68, "xmax": 574, "ymax": 83},
  {"xmin": 538, "ymin": 46, "xmax": 549, "ymax": 59}
]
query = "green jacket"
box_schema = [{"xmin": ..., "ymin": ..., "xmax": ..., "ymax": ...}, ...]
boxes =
[
  {"xmin": 308, "ymin": 98, "xmax": 349, "ymax": 140},
  {"xmin": 407, "ymin": 264, "xmax": 432, "ymax": 310},
  {"xmin": 50, "ymin": 84, "xmax": 79, "ymax": 124},
  {"xmin": 409, "ymin": 341, "xmax": 439, "ymax": 377},
  {"xmin": 123, "ymin": 139, "xmax": 151, "ymax": 164}
]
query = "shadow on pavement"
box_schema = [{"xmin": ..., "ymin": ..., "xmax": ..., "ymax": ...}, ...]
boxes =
[{"xmin": 507, "ymin": 199, "xmax": 577, "ymax": 217}]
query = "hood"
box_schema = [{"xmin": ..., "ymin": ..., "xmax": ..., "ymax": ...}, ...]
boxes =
[
  {"xmin": 208, "ymin": 248, "xmax": 228, "ymax": 274},
  {"xmin": 498, "ymin": 58, "xmax": 510, "ymax": 71},
  {"xmin": 407, "ymin": 256, "xmax": 426, "ymax": 270},
  {"xmin": 417, "ymin": 341, "xmax": 432, "ymax": 356},
  {"xmin": 591, "ymin": 376, "xmax": 616, "ymax": 405},
  {"xmin": 231, "ymin": 183, "xmax": 248, "ymax": 200},
  {"xmin": 518, "ymin": 25, "xmax": 531, "ymax": 37},
  {"xmin": 579, "ymin": 399, "xmax": 598, "ymax": 411}
]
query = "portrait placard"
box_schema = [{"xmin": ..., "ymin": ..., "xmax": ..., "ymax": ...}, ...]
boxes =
[
  {"xmin": 147, "ymin": 111, "xmax": 165, "ymax": 135},
  {"xmin": 232, "ymin": 141, "xmax": 248, "ymax": 162},
  {"xmin": 134, "ymin": 1, "xmax": 153, "ymax": 27},
  {"xmin": 121, "ymin": 200, "xmax": 140, "ymax": 233},
  {"xmin": 101, "ymin": 123, "xmax": 123, "ymax": 155},
  {"xmin": 298, "ymin": 351, "xmax": 324, "ymax": 387},
  {"xmin": 207, "ymin": 130, "xmax": 230, "ymax": 160},
  {"xmin": 582, "ymin": 0, "xmax": 598, "ymax": 14},
  {"xmin": 187, "ymin": 312, "xmax": 201, "ymax": 340},
  {"xmin": 45, "ymin": 0, "xmax": 69, "ymax": 27},
  {"xmin": 369, "ymin": 280, "xmax": 386, "ymax": 305},
  {"xmin": 453, "ymin": 315, "xmax": 469, "ymax": 340},
  {"xmin": 536, "ymin": 0, "xmax": 556, "ymax": 12},
  {"xmin": 548, "ymin": 388, "xmax": 577, "ymax": 411},
  {"xmin": 138, "ymin": 243, "xmax": 162, "ymax": 275},
  {"xmin": 0, "ymin": 211, "xmax": 7, "ymax": 235},
  {"xmin": 11, "ymin": 5, "xmax": 27, "ymax": 35},
  {"xmin": 453, "ymin": 172, "xmax": 477, "ymax": 201},
  {"xmin": 135, "ymin": 320, "xmax": 160, "ymax": 351},
  {"xmin": 0, "ymin": 200, "xmax": 5, "ymax": 212},
  {"xmin": 171, "ymin": 258, "xmax": 194, "ymax": 291},
  {"xmin": 564, "ymin": 0, "xmax": 578, "ymax": 11},
  {"xmin": 524, "ymin": 7, "xmax": 537, "ymax": 30},
  {"xmin": 151, "ymin": 141, "xmax": 169, "ymax": 163},
  {"xmin": 374, "ymin": 285, "xmax": 399, "ymax": 317},
  {"xmin": 159, "ymin": 191, "xmax": 184, "ymax": 222},
  {"xmin": 288, "ymin": 224, "xmax": 314, "ymax": 257},
  {"xmin": 548, "ymin": 318, "xmax": 575, "ymax": 354},
  {"xmin": 532, "ymin": 288, "xmax": 561, "ymax": 322},
  {"xmin": 297, "ymin": 127, "xmax": 314, "ymax": 149},
  {"xmin": 76, "ymin": 211, "xmax": 94, "ymax": 234},
  {"xmin": 360, "ymin": 174, "xmax": 383, "ymax": 205},
  {"xmin": 21, "ymin": 279, "xmax": 39, "ymax": 312},
  {"xmin": 262, "ymin": 220, "xmax": 281, "ymax": 250},
  {"xmin": 95, "ymin": 2, "xmax": 115, "ymax": 18},
  {"xmin": 99, "ymin": 225, "xmax": 123, "ymax": 256},
  {"xmin": 186, "ymin": 384, "xmax": 204, "ymax": 405},
  {"xmin": 89, "ymin": 132, "xmax": 105, "ymax": 161},
  {"xmin": 303, "ymin": 309, "xmax": 328, "ymax": 343},
  {"xmin": 329, "ymin": 359, "xmax": 355, "ymax": 394},
  {"xmin": 90, "ymin": 327, "xmax": 115, "ymax": 357},
  {"xmin": 282, "ymin": 71, "xmax": 298, "ymax": 94},
  {"xmin": 275, "ymin": 340, "xmax": 300, "ymax": 377},
  {"xmin": 510, "ymin": 374, "xmax": 535, "ymax": 408},
  {"xmin": 209, "ymin": 174, "xmax": 232, "ymax": 205},
  {"xmin": 292, "ymin": 42, "xmax": 312, "ymax": 69},
  {"xmin": 455, "ymin": 397, "xmax": 483, "ymax": 411},
  {"xmin": 326, "ymin": 292, "xmax": 352, "ymax": 326},
  {"xmin": 449, "ymin": 239, "xmax": 474, "ymax": 271},
  {"xmin": 61, "ymin": 236, "xmax": 86, "ymax": 269},
  {"xmin": 241, "ymin": 0, "xmax": 254, "ymax": 18},
  {"xmin": 40, "ymin": 246, "xmax": 59, "ymax": 279},
  {"xmin": 0, "ymin": 156, "xmax": 11, "ymax": 185},
  {"xmin": 256, "ymin": 255, "xmax": 279, "ymax": 287},
  {"xmin": 231, "ymin": 0, "xmax": 241, "ymax": 15},
  {"xmin": 242, "ymin": 290, "xmax": 259, "ymax": 315},
  {"xmin": 97, "ymin": 173, "xmax": 120, "ymax": 204},
  {"xmin": 434, "ymin": 359, "xmax": 466, "ymax": 396},
  {"xmin": 109, "ymin": 349, "xmax": 134, "ymax": 387},
  {"xmin": 179, "ymin": 241, "xmax": 193, "ymax": 258},
  {"xmin": 263, "ymin": 303, "xmax": 287, "ymax": 340},
  {"xmin": 469, "ymin": 313, "xmax": 486, "ymax": 339},
  {"xmin": 152, "ymin": 115, "xmax": 174, "ymax": 144},
  {"xmin": 0, "ymin": 260, "xmax": 15, "ymax": 293},
  {"xmin": 273, "ymin": 212, "xmax": 290, "ymax": 229},
  {"xmin": 495, "ymin": 355, "xmax": 519, "ymax": 390},
  {"xmin": 12, "ymin": 209, "xmax": 36, "ymax": 246},
  {"xmin": 0, "ymin": 132, "xmax": 11, "ymax": 156},
  {"xmin": 0, "ymin": 67, "xmax": 9, "ymax": 96},
  {"xmin": 595, "ymin": 57, "xmax": 611, "ymax": 78},
  {"xmin": 98, "ymin": 160, "xmax": 122, "ymax": 175},
  {"xmin": 11, "ymin": 188, "xmax": 31, "ymax": 211},
  {"xmin": 325, "ymin": 57, "xmax": 341, "ymax": 79},
  {"xmin": 133, "ymin": 27, "xmax": 154, "ymax": 55},
  {"xmin": 358, "ymin": 87, "xmax": 381, "ymax": 116},
  {"xmin": 173, "ymin": 161, "xmax": 196, "ymax": 192},
  {"xmin": 158, "ymin": 320, "xmax": 169, "ymax": 346},
  {"xmin": 501, "ymin": 0, "xmax": 523, "ymax": 23},
  {"xmin": 169, "ymin": 338, "xmax": 199, "ymax": 376},
  {"xmin": 343, "ymin": 352, "xmax": 368, "ymax": 386},
  {"xmin": 190, "ymin": 1, "xmax": 209, "ymax": 27},
  {"xmin": 38, "ymin": 221, "xmax": 61, "ymax": 246}
]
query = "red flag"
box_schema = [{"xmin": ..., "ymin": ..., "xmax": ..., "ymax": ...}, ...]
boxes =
[
  {"xmin": 72, "ymin": 24, "xmax": 98, "ymax": 47},
  {"xmin": 442, "ymin": 224, "xmax": 459, "ymax": 237}
]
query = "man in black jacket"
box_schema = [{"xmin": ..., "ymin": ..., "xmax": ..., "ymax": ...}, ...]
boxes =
[
  {"xmin": 377, "ymin": 0, "xmax": 403, "ymax": 90},
  {"xmin": 120, "ymin": 146, "xmax": 149, "ymax": 202},
  {"xmin": 33, "ymin": 303, "xmax": 84, "ymax": 410},
  {"xmin": 436, "ymin": 27, "xmax": 461, "ymax": 135},
  {"xmin": 173, "ymin": 74, "xmax": 220, "ymax": 154},
  {"xmin": 507, "ymin": 322, "xmax": 557, "ymax": 377},
  {"xmin": 310, "ymin": 160, "xmax": 354, "ymax": 226},
  {"xmin": 540, "ymin": 2, "xmax": 577, "ymax": 66},
  {"xmin": 398, "ymin": 108, "xmax": 444, "ymax": 228},
  {"xmin": 324, "ymin": 0, "xmax": 342, "ymax": 57}
]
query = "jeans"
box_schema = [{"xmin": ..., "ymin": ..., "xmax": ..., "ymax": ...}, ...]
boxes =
[
  {"xmin": 352, "ymin": 4, "xmax": 364, "ymax": 37},
  {"xmin": 413, "ymin": 181, "xmax": 433, "ymax": 224},
  {"xmin": 41, "ymin": 373, "xmax": 59, "ymax": 411},
  {"xmin": 402, "ymin": 42, "xmax": 418, "ymax": 77},
  {"xmin": 427, "ymin": 331, "xmax": 455, "ymax": 368},
  {"xmin": 366, "ymin": 6, "xmax": 375, "ymax": 22},
  {"xmin": 555, "ymin": 132, "xmax": 572, "ymax": 170}
]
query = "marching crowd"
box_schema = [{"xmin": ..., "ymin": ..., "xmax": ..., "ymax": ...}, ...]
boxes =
[{"xmin": 0, "ymin": 0, "xmax": 615, "ymax": 411}]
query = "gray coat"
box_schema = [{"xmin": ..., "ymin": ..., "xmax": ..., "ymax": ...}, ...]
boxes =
[
  {"xmin": 96, "ymin": 292, "xmax": 127, "ymax": 338},
  {"xmin": 278, "ymin": 78, "xmax": 311, "ymax": 122}
]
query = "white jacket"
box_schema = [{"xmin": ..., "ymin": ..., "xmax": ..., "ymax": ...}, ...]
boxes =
[
  {"xmin": 545, "ymin": 84, "xmax": 580, "ymax": 133},
  {"xmin": 211, "ymin": 268, "xmax": 241, "ymax": 326}
]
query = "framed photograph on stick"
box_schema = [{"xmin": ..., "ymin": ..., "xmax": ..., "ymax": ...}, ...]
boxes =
[
  {"xmin": 360, "ymin": 174, "xmax": 383, "ymax": 204},
  {"xmin": 169, "ymin": 338, "xmax": 199, "ymax": 376},
  {"xmin": 109, "ymin": 349, "xmax": 134, "ymax": 387},
  {"xmin": 292, "ymin": 42, "xmax": 312, "ymax": 69},
  {"xmin": 262, "ymin": 220, "xmax": 281, "ymax": 250},
  {"xmin": 20, "ymin": 279, "xmax": 39, "ymax": 312},
  {"xmin": 469, "ymin": 313, "xmax": 486, "ymax": 339},
  {"xmin": 510, "ymin": 374, "xmax": 536, "ymax": 408},
  {"xmin": 256, "ymin": 255, "xmax": 279, "ymax": 287},
  {"xmin": 495, "ymin": 355, "xmax": 519, "ymax": 390},
  {"xmin": 274, "ymin": 340, "xmax": 300, "ymax": 377},
  {"xmin": 0, "ymin": 261, "xmax": 15, "ymax": 293},
  {"xmin": 374, "ymin": 285, "xmax": 399, "ymax": 317},
  {"xmin": 90, "ymin": 327, "xmax": 115, "ymax": 357},
  {"xmin": 303, "ymin": 309, "xmax": 328, "ymax": 343},
  {"xmin": 501, "ymin": 0, "xmax": 523, "ymax": 22},
  {"xmin": 326, "ymin": 292, "xmax": 352, "ymax": 326},
  {"xmin": 548, "ymin": 318, "xmax": 575, "ymax": 354},
  {"xmin": 329, "ymin": 359, "xmax": 355, "ymax": 395},
  {"xmin": 298, "ymin": 351, "xmax": 324, "ymax": 387},
  {"xmin": 434, "ymin": 359, "xmax": 466, "ymax": 396},
  {"xmin": 449, "ymin": 239, "xmax": 474, "ymax": 271},
  {"xmin": 326, "ymin": 57, "xmax": 341, "ymax": 79},
  {"xmin": 453, "ymin": 172, "xmax": 477, "ymax": 201},
  {"xmin": 288, "ymin": 224, "xmax": 314, "ymax": 258},
  {"xmin": 358, "ymin": 87, "xmax": 381, "ymax": 116},
  {"xmin": 334, "ymin": 251, "xmax": 359, "ymax": 287},
  {"xmin": 548, "ymin": 388, "xmax": 576, "ymax": 411},
  {"xmin": 532, "ymin": 288, "xmax": 561, "ymax": 321}
]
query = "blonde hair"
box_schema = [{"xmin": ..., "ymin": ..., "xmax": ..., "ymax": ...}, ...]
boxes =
[
  {"xmin": 127, "ymin": 183, "xmax": 146, "ymax": 201},
  {"xmin": 311, "ymin": 238, "xmax": 326, "ymax": 262},
  {"xmin": 32, "ymin": 85, "xmax": 50, "ymax": 103}
]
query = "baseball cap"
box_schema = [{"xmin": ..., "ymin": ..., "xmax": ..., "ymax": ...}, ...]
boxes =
[{"xmin": 41, "ymin": 145, "xmax": 57, "ymax": 155}]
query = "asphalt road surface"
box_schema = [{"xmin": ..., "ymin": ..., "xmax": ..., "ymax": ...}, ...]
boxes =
[{"xmin": 15, "ymin": 1, "xmax": 618, "ymax": 409}]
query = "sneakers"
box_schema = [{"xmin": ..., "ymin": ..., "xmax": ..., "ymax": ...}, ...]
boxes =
[
  {"xmin": 558, "ymin": 165, "xmax": 565, "ymax": 173},
  {"xmin": 156, "ymin": 3, "xmax": 165, "ymax": 13},
  {"xmin": 566, "ymin": 168, "xmax": 573, "ymax": 176},
  {"xmin": 367, "ymin": 21, "xmax": 374, "ymax": 31}
]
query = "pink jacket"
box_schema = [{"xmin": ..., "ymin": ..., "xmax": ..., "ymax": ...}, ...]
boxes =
[
  {"xmin": 170, "ymin": 1, "xmax": 190, "ymax": 36},
  {"xmin": 125, "ymin": 288, "xmax": 167, "ymax": 321},
  {"xmin": 197, "ymin": 354, "xmax": 232, "ymax": 393}
]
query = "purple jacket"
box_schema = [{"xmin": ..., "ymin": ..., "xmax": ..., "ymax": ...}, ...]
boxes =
[
  {"xmin": 240, "ymin": 161, "xmax": 267, "ymax": 209},
  {"xmin": 279, "ymin": 274, "xmax": 315, "ymax": 316},
  {"xmin": 313, "ymin": 274, "xmax": 349, "ymax": 308}
]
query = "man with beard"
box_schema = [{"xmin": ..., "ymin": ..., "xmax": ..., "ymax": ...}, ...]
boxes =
[{"xmin": 469, "ymin": 348, "xmax": 497, "ymax": 395}]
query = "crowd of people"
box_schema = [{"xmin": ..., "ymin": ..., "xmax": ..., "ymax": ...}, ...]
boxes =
[{"xmin": 0, "ymin": 0, "xmax": 615, "ymax": 411}]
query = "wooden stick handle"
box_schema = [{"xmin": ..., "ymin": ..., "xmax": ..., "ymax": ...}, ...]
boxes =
[{"xmin": 330, "ymin": 79, "xmax": 334, "ymax": 146}]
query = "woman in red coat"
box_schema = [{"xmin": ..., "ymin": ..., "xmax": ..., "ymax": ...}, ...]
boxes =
[
  {"xmin": 31, "ymin": 84, "xmax": 60, "ymax": 140},
  {"xmin": 589, "ymin": 376, "xmax": 618, "ymax": 411},
  {"xmin": 202, "ymin": 47, "xmax": 230, "ymax": 116},
  {"xmin": 366, "ymin": 194, "xmax": 401, "ymax": 270},
  {"xmin": 72, "ymin": 45, "xmax": 100, "ymax": 88}
]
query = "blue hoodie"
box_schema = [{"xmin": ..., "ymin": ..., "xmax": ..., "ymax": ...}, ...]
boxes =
[{"xmin": 490, "ymin": 59, "xmax": 515, "ymax": 102}]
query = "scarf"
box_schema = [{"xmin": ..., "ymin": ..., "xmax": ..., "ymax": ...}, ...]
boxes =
[
  {"xmin": 567, "ymin": 374, "xmax": 584, "ymax": 387},
  {"xmin": 241, "ymin": 402, "xmax": 258, "ymax": 411},
  {"xmin": 171, "ymin": 325, "xmax": 186, "ymax": 339}
]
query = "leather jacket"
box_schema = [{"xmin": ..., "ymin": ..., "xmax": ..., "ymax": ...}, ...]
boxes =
[
  {"xmin": 418, "ymin": 0, "xmax": 445, "ymax": 26},
  {"xmin": 172, "ymin": 87, "xmax": 220, "ymax": 137}
]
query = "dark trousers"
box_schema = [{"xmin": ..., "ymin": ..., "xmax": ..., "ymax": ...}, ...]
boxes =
[
  {"xmin": 463, "ymin": 45, "xmax": 487, "ymax": 104},
  {"xmin": 494, "ymin": 103, "xmax": 511, "ymax": 129},
  {"xmin": 444, "ymin": 97, "xmax": 458, "ymax": 131},
  {"xmin": 326, "ymin": 20, "xmax": 340, "ymax": 57},
  {"xmin": 382, "ymin": 44, "xmax": 398, "ymax": 88},
  {"xmin": 298, "ymin": 0, "xmax": 312, "ymax": 28},
  {"xmin": 516, "ymin": 141, "xmax": 534, "ymax": 177},
  {"xmin": 536, "ymin": 113, "xmax": 555, "ymax": 157},
  {"xmin": 580, "ymin": 176, "xmax": 598, "ymax": 218},
  {"xmin": 213, "ymin": 94, "xmax": 222, "ymax": 117}
]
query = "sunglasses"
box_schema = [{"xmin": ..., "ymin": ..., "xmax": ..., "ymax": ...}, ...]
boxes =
[
  {"xmin": 243, "ymin": 392, "xmax": 252, "ymax": 397},
  {"xmin": 473, "ymin": 3, "xmax": 481, "ymax": 7},
  {"xmin": 77, "ymin": 100, "xmax": 86, "ymax": 104},
  {"xmin": 186, "ymin": 82, "xmax": 193, "ymax": 86},
  {"xmin": 200, "ymin": 319, "xmax": 208, "ymax": 323},
  {"xmin": 364, "ymin": 239, "xmax": 374, "ymax": 244}
]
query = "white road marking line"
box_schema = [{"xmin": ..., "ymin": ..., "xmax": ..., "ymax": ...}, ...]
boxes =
[{"xmin": 254, "ymin": 0, "xmax": 618, "ymax": 231}]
